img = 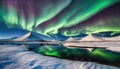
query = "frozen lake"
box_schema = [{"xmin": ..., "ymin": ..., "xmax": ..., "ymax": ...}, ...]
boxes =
[{"xmin": 0, "ymin": 44, "xmax": 120, "ymax": 69}]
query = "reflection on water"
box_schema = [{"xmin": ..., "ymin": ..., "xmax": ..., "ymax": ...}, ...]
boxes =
[
  {"xmin": 27, "ymin": 44, "xmax": 120, "ymax": 67},
  {"xmin": 0, "ymin": 44, "xmax": 120, "ymax": 69}
]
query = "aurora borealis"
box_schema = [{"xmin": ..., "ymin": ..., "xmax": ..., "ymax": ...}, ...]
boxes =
[{"xmin": 0, "ymin": 0, "xmax": 120, "ymax": 37}]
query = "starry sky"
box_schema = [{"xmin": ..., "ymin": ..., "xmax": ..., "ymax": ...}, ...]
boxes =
[{"xmin": 0, "ymin": 0, "xmax": 120, "ymax": 38}]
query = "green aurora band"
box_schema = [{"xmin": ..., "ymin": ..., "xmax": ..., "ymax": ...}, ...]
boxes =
[{"xmin": 0, "ymin": 0, "xmax": 120, "ymax": 36}]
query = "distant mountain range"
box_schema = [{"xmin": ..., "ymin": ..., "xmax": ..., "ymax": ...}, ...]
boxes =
[
  {"xmin": 0, "ymin": 28, "xmax": 120, "ymax": 42},
  {"xmin": 65, "ymin": 34, "xmax": 120, "ymax": 42}
]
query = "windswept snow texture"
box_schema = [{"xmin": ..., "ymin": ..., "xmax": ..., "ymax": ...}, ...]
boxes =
[{"xmin": 0, "ymin": 45, "xmax": 119, "ymax": 69}]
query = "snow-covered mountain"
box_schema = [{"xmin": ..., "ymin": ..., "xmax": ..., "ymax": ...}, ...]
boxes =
[
  {"xmin": 80, "ymin": 34, "xmax": 103, "ymax": 41},
  {"xmin": 65, "ymin": 37, "xmax": 79, "ymax": 42},
  {"xmin": 13, "ymin": 32, "xmax": 45, "ymax": 41},
  {"xmin": 13, "ymin": 32, "xmax": 32, "ymax": 41}
]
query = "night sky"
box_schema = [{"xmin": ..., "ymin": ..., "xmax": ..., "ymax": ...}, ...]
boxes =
[{"xmin": 0, "ymin": 0, "xmax": 120, "ymax": 38}]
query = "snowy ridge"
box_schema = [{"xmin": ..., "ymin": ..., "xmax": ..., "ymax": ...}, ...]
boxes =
[
  {"xmin": 80, "ymin": 34, "xmax": 103, "ymax": 41},
  {"xmin": 101, "ymin": 35, "xmax": 120, "ymax": 41},
  {"xmin": 13, "ymin": 32, "xmax": 32, "ymax": 41},
  {"xmin": 65, "ymin": 37, "xmax": 78, "ymax": 42}
]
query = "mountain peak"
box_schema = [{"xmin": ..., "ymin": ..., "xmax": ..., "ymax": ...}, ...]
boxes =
[
  {"xmin": 80, "ymin": 34, "xmax": 103, "ymax": 41},
  {"xmin": 13, "ymin": 32, "xmax": 31, "ymax": 41}
]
